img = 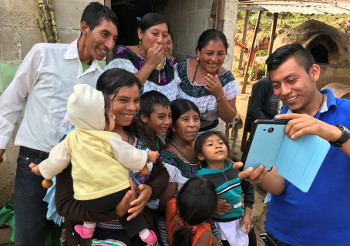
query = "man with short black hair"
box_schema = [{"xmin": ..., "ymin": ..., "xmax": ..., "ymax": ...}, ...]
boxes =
[
  {"xmin": 0, "ymin": 2, "xmax": 118, "ymax": 245},
  {"xmin": 236, "ymin": 43, "xmax": 350, "ymax": 245}
]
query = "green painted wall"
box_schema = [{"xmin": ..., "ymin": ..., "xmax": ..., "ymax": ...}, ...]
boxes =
[
  {"xmin": 0, "ymin": 62, "xmax": 21, "ymax": 95},
  {"xmin": 0, "ymin": 61, "xmax": 106, "ymax": 96}
]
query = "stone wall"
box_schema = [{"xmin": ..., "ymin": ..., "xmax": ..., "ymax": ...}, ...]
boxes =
[
  {"xmin": 161, "ymin": 0, "xmax": 214, "ymax": 59},
  {"xmin": 161, "ymin": 0, "xmax": 238, "ymax": 73},
  {"xmin": 0, "ymin": 0, "xmax": 103, "ymax": 207}
]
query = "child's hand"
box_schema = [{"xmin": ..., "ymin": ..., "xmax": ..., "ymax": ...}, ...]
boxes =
[
  {"xmin": 147, "ymin": 151, "xmax": 159, "ymax": 163},
  {"xmin": 215, "ymin": 198, "xmax": 231, "ymax": 215},
  {"xmin": 29, "ymin": 163, "xmax": 42, "ymax": 176},
  {"xmin": 240, "ymin": 211, "xmax": 252, "ymax": 234},
  {"xmin": 139, "ymin": 165, "xmax": 149, "ymax": 176}
]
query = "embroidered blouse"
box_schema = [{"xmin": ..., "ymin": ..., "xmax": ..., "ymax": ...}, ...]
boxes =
[
  {"xmin": 104, "ymin": 45, "xmax": 180, "ymax": 101},
  {"xmin": 177, "ymin": 59, "xmax": 240, "ymax": 125},
  {"xmin": 160, "ymin": 150, "xmax": 201, "ymax": 192}
]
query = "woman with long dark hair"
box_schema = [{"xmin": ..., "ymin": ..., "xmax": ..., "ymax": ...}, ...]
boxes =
[
  {"xmin": 55, "ymin": 68, "xmax": 169, "ymax": 245},
  {"xmin": 177, "ymin": 29, "xmax": 239, "ymax": 132}
]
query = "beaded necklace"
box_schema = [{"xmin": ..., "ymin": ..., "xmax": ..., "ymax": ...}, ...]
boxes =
[
  {"xmin": 191, "ymin": 59, "xmax": 219, "ymax": 84},
  {"xmin": 170, "ymin": 139, "xmax": 197, "ymax": 164},
  {"xmin": 138, "ymin": 45, "xmax": 166, "ymax": 84}
]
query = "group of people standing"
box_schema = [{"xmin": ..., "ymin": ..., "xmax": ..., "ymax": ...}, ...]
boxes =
[{"xmin": 0, "ymin": 2, "xmax": 350, "ymax": 246}]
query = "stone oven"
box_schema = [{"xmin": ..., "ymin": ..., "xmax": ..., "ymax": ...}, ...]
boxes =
[{"xmin": 273, "ymin": 20, "xmax": 350, "ymax": 93}]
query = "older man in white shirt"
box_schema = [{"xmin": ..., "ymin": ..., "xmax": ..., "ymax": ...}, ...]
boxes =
[{"xmin": 0, "ymin": 2, "xmax": 118, "ymax": 245}]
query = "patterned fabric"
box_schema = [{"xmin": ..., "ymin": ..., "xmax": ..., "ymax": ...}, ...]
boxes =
[
  {"xmin": 97, "ymin": 221, "xmax": 123, "ymax": 230},
  {"xmin": 136, "ymin": 137, "xmax": 160, "ymax": 152},
  {"xmin": 104, "ymin": 46, "xmax": 180, "ymax": 101},
  {"xmin": 157, "ymin": 215, "xmax": 169, "ymax": 246},
  {"xmin": 160, "ymin": 150, "xmax": 201, "ymax": 192},
  {"xmin": 160, "ymin": 150, "xmax": 200, "ymax": 178},
  {"xmin": 91, "ymin": 238, "xmax": 127, "ymax": 246},
  {"xmin": 177, "ymin": 59, "xmax": 240, "ymax": 122}
]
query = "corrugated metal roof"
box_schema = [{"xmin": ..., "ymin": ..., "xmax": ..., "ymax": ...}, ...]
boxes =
[{"xmin": 238, "ymin": 1, "xmax": 350, "ymax": 14}]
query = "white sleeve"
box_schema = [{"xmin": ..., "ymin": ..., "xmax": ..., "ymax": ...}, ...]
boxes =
[
  {"xmin": 103, "ymin": 58, "xmax": 139, "ymax": 74},
  {"xmin": 39, "ymin": 140, "xmax": 71, "ymax": 179},
  {"xmin": 109, "ymin": 135, "xmax": 148, "ymax": 170},
  {"xmin": 0, "ymin": 44, "xmax": 43, "ymax": 149},
  {"xmin": 163, "ymin": 163, "xmax": 188, "ymax": 192},
  {"xmin": 224, "ymin": 79, "xmax": 240, "ymax": 101}
]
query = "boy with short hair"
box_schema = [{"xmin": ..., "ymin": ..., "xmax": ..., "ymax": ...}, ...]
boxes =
[
  {"xmin": 139, "ymin": 90, "xmax": 172, "ymax": 150},
  {"xmin": 131, "ymin": 90, "xmax": 172, "ymax": 243}
]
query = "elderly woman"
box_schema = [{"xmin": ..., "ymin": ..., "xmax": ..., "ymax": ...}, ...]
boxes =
[
  {"xmin": 157, "ymin": 99, "xmax": 230, "ymax": 246},
  {"xmin": 177, "ymin": 29, "xmax": 240, "ymax": 132}
]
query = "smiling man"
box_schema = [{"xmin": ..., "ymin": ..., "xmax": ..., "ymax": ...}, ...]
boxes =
[
  {"xmin": 0, "ymin": 2, "xmax": 118, "ymax": 245},
  {"xmin": 236, "ymin": 43, "xmax": 350, "ymax": 245}
]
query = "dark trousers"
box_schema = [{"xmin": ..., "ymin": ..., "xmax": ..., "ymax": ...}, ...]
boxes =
[
  {"xmin": 264, "ymin": 233, "xmax": 292, "ymax": 246},
  {"xmin": 82, "ymin": 188, "xmax": 148, "ymax": 238},
  {"xmin": 14, "ymin": 147, "xmax": 50, "ymax": 246}
]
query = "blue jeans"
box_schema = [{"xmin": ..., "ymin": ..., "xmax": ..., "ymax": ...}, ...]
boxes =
[{"xmin": 14, "ymin": 149, "xmax": 49, "ymax": 246}]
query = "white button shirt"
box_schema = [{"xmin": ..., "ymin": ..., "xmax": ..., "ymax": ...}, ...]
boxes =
[{"xmin": 0, "ymin": 39, "xmax": 103, "ymax": 152}]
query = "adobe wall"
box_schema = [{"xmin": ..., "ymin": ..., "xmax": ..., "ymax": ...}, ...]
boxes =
[{"xmin": 273, "ymin": 20, "xmax": 350, "ymax": 90}]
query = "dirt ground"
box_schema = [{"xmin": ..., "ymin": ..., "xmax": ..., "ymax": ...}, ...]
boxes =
[{"xmin": 230, "ymin": 69, "xmax": 268, "ymax": 246}]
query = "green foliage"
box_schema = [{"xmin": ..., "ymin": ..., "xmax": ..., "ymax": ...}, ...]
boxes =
[
  {"xmin": 250, "ymin": 63, "xmax": 266, "ymax": 80},
  {"xmin": 237, "ymin": 10, "xmax": 350, "ymax": 36},
  {"xmin": 256, "ymin": 50, "xmax": 268, "ymax": 56},
  {"xmin": 249, "ymin": 12, "xmax": 259, "ymax": 26}
]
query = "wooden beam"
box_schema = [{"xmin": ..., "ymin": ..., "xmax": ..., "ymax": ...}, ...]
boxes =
[
  {"xmin": 211, "ymin": 0, "xmax": 220, "ymax": 29},
  {"xmin": 266, "ymin": 12, "xmax": 278, "ymax": 75},
  {"xmin": 104, "ymin": 0, "xmax": 111, "ymax": 8},
  {"xmin": 104, "ymin": 0, "xmax": 113, "ymax": 64},
  {"xmin": 268, "ymin": 13, "xmax": 278, "ymax": 57},
  {"xmin": 238, "ymin": 6, "xmax": 265, "ymax": 11},
  {"xmin": 241, "ymin": 10, "xmax": 262, "ymax": 94},
  {"xmin": 238, "ymin": 10, "xmax": 250, "ymax": 70}
]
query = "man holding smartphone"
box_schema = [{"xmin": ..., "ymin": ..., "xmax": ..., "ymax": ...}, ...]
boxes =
[{"xmin": 235, "ymin": 43, "xmax": 350, "ymax": 245}]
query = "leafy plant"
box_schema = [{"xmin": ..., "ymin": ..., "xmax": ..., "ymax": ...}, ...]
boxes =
[{"xmin": 250, "ymin": 63, "xmax": 266, "ymax": 80}]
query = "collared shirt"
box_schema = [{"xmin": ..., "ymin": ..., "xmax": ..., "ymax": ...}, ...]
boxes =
[
  {"xmin": 0, "ymin": 39, "xmax": 103, "ymax": 152},
  {"xmin": 265, "ymin": 89, "xmax": 350, "ymax": 245}
]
